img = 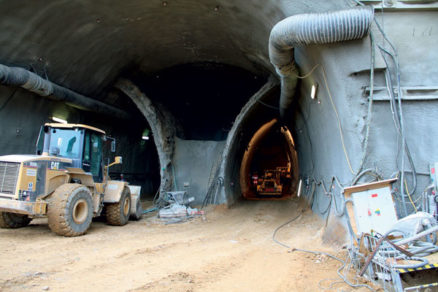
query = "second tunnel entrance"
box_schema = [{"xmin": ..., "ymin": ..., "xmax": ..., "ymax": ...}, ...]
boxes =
[{"xmin": 240, "ymin": 119, "xmax": 299, "ymax": 200}]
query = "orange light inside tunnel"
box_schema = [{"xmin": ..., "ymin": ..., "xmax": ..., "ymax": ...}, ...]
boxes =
[{"xmin": 240, "ymin": 119, "xmax": 299, "ymax": 200}]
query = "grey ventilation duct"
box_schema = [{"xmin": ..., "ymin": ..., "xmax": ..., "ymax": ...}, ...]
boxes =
[
  {"xmin": 0, "ymin": 64, "xmax": 130, "ymax": 119},
  {"xmin": 269, "ymin": 6, "xmax": 374, "ymax": 119}
]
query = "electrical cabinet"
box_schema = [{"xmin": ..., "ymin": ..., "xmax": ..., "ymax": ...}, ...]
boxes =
[
  {"xmin": 351, "ymin": 186, "xmax": 398, "ymax": 235},
  {"xmin": 344, "ymin": 179, "xmax": 398, "ymax": 236}
]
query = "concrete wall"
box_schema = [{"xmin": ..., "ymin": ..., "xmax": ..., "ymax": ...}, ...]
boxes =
[
  {"xmin": 173, "ymin": 138, "xmax": 225, "ymax": 204},
  {"xmin": 293, "ymin": 8, "xmax": 438, "ymax": 229}
]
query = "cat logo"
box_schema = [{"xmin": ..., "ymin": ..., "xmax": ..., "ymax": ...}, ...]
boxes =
[{"xmin": 50, "ymin": 161, "xmax": 60, "ymax": 170}]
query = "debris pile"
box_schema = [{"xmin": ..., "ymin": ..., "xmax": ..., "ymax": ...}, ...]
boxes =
[{"xmin": 157, "ymin": 191, "xmax": 204, "ymax": 223}]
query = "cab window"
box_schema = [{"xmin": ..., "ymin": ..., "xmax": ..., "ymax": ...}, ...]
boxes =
[
  {"xmin": 83, "ymin": 131, "xmax": 103, "ymax": 182},
  {"xmin": 49, "ymin": 128, "xmax": 82, "ymax": 158}
]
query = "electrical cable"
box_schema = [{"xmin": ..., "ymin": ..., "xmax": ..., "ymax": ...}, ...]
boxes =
[
  {"xmin": 351, "ymin": 0, "xmax": 365, "ymax": 6},
  {"xmin": 379, "ymin": 48, "xmax": 417, "ymax": 195},
  {"xmin": 309, "ymin": 176, "xmax": 361, "ymax": 245},
  {"xmin": 256, "ymin": 99, "xmax": 279, "ymax": 110},
  {"xmin": 307, "ymin": 180, "xmax": 316, "ymax": 207},
  {"xmin": 272, "ymin": 212, "xmax": 303, "ymax": 248},
  {"xmin": 293, "ymin": 64, "xmax": 319, "ymax": 79},
  {"xmin": 332, "ymin": 192, "xmax": 346, "ymax": 218},
  {"xmin": 311, "ymin": 177, "xmax": 333, "ymax": 215},
  {"xmin": 393, "ymin": 46, "xmax": 407, "ymax": 216},
  {"xmin": 374, "ymin": 13, "xmax": 419, "ymax": 215},
  {"xmin": 292, "ymin": 248, "xmax": 376, "ymax": 291},
  {"xmin": 318, "ymin": 278, "xmax": 344, "ymax": 290},
  {"xmin": 0, "ymin": 89, "xmax": 17, "ymax": 111},
  {"xmin": 378, "ymin": 46, "xmax": 415, "ymax": 216},
  {"xmin": 321, "ymin": 65, "xmax": 355, "ymax": 175},
  {"xmin": 404, "ymin": 179, "xmax": 418, "ymax": 213},
  {"xmin": 355, "ymin": 32, "xmax": 375, "ymax": 176},
  {"xmin": 315, "ymin": 194, "xmax": 332, "ymax": 215},
  {"xmin": 152, "ymin": 188, "xmax": 161, "ymax": 206},
  {"xmin": 352, "ymin": 168, "xmax": 382, "ymax": 186},
  {"xmin": 271, "ymin": 210, "xmax": 375, "ymax": 291}
]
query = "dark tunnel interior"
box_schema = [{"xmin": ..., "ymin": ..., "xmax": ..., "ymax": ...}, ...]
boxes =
[{"xmin": 129, "ymin": 62, "xmax": 267, "ymax": 140}]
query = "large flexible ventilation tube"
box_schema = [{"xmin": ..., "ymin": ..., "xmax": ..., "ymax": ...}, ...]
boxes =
[
  {"xmin": 0, "ymin": 64, "xmax": 130, "ymax": 119},
  {"xmin": 269, "ymin": 7, "xmax": 374, "ymax": 119}
]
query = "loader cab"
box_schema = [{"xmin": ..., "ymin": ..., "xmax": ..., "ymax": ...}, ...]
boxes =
[{"xmin": 37, "ymin": 124, "xmax": 106, "ymax": 182}]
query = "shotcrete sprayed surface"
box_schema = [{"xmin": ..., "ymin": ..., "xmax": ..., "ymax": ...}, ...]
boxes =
[{"xmin": 0, "ymin": 200, "xmax": 373, "ymax": 291}]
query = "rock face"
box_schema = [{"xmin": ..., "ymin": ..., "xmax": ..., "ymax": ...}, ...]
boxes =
[{"xmin": 0, "ymin": 1, "xmax": 437, "ymax": 220}]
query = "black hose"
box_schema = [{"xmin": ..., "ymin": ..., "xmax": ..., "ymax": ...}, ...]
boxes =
[{"xmin": 0, "ymin": 63, "xmax": 130, "ymax": 119}]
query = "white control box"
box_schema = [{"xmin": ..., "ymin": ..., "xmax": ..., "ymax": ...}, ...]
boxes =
[
  {"xmin": 351, "ymin": 186, "xmax": 398, "ymax": 235},
  {"xmin": 344, "ymin": 179, "xmax": 398, "ymax": 236}
]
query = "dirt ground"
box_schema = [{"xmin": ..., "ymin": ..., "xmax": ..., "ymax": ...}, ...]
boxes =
[{"xmin": 0, "ymin": 198, "xmax": 376, "ymax": 292}]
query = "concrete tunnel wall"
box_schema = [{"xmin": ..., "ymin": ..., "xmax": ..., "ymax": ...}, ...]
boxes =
[{"xmin": 1, "ymin": 1, "xmax": 438, "ymax": 235}]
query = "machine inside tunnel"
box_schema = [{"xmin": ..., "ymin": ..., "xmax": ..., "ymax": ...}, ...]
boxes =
[{"xmin": 240, "ymin": 119, "xmax": 299, "ymax": 200}]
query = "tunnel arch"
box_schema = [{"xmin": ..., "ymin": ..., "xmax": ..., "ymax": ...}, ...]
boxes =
[
  {"xmin": 214, "ymin": 77, "xmax": 299, "ymax": 204},
  {"xmin": 239, "ymin": 119, "xmax": 299, "ymax": 200},
  {"xmin": 115, "ymin": 79, "xmax": 177, "ymax": 195},
  {"xmin": 115, "ymin": 62, "xmax": 268, "ymax": 198}
]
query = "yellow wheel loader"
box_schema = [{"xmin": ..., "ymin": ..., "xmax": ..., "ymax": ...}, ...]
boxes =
[{"xmin": 0, "ymin": 123, "xmax": 142, "ymax": 236}]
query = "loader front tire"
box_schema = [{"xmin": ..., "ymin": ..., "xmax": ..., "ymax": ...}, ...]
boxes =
[
  {"xmin": 106, "ymin": 187, "xmax": 131, "ymax": 226},
  {"xmin": 48, "ymin": 184, "xmax": 93, "ymax": 237},
  {"xmin": 0, "ymin": 212, "xmax": 32, "ymax": 228}
]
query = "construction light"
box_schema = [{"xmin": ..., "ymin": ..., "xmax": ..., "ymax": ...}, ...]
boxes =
[
  {"xmin": 51, "ymin": 116, "xmax": 67, "ymax": 124},
  {"xmin": 310, "ymin": 84, "xmax": 318, "ymax": 100}
]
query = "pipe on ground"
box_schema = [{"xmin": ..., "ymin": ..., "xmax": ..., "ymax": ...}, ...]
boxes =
[
  {"xmin": 0, "ymin": 64, "xmax": 130, "ymax": 119},
  {"xmin": 269, "ymin": 7, "xmax": 374, "ymax": 119}
]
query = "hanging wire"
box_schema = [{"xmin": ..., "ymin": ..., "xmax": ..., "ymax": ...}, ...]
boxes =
[
  {"xmin": 293, "ymin": 64, "xmax": 320, "ymax": 79},
  {"xmin": 256, "ymin": 99, "xmax": 279, "ymax": 110},
  {"xmin": 321, "ymin": 65, "xmax": 355, "ymax": 175},
  {"xmin": 354, "ymin": 32, "xmax": 375, "ymax": 177}
]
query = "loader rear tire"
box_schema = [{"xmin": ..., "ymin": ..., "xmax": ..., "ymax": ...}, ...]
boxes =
[
  {"xmin": 106, "ymin": 187, "xmax": 131, "ymax": 226},
  {"xmin": 0, "ymin": 212, "xmax": 32, "ymax": 228},
  {"xmin": 47, "ymin": 184, "xmax": 93, "ymax": 237}
]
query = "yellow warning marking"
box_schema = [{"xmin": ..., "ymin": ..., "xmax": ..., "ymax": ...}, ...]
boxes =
[
  {"xmin": 397, "ymin": 263, "xmax": 438, "ymax": 273},
  {"xmin": 419, "ymin": 283, "xmax": 438, "ymax": 288}
]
